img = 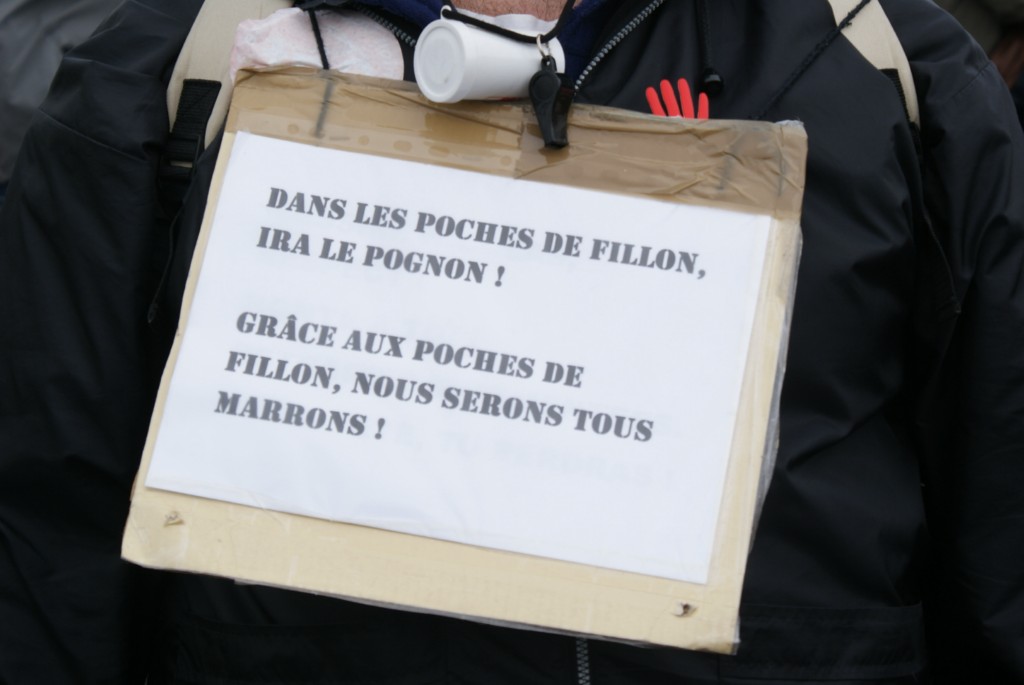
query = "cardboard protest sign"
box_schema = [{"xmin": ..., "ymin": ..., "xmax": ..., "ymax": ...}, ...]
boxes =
[{"xmin": 123, "ymin": 70, "xmax": 806, "ymax": 653}]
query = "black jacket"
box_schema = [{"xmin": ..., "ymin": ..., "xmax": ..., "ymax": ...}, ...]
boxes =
[{"xmin": 1, "ymin": 1, "xmax": 1022, "ymax": 683}]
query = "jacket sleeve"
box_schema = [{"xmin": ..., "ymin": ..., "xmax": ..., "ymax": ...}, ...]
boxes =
[
  {"xmin": 0, "ymin": 1, "xmax": 202, "ymax": 682},
  {"xmin": 885, "ymin": 0, "xmax": 1024, "ymax": 679},
  {"xmin": 0, "ymin": 0, "xmax": 124, "ymax": 179}
]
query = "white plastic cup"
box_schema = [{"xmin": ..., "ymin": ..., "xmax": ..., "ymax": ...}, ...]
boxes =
[{"xmin": 413, "ymin": 18, "xmax": 565, "ymax": 103}]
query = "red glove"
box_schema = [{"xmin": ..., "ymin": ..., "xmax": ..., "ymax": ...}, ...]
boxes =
[{"xmin": 645, "ymin": 78, "xmax": 709, "ymax": 119}]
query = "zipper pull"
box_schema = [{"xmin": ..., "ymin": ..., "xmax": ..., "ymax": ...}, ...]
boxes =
[{"xmin": 529, "ymin": 53, "xmax": 574, "ymax": 148}]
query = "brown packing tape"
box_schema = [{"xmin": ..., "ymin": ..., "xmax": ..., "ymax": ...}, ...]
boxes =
[
  {"xmin": 124, "ymin": 68, "xmax": 806, "ymax": 654},
  {"xmin": 227, "ymin": 69, "xmax": 806, "ymax": 218},
  {"xmin": 228, "ymin": 70, "xmax": 526, "ymax": 178}
]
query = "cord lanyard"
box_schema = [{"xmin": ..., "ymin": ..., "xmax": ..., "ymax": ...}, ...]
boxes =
[{"xmin": 441, "ymin": 1, "xmax": 576, "ymax": 148}]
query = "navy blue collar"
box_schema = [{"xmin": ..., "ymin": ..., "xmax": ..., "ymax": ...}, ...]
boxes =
[{"xmin": 353, "ymin": 0, "xmax": 616, "ymax": 80}]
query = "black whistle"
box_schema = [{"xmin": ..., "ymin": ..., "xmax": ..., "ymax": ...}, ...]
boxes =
[{"xmin": 529, "ymin": 56, "xmax": 574, "ymax": 149}]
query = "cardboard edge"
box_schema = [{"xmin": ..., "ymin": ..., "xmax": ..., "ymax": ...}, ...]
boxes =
[{"xmin": 123, "ymin": 76, "xmax": 806, "ymax": 653}]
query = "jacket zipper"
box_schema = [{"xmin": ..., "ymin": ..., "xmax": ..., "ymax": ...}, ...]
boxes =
[
  {"xmin": 575, "ymin": 637, "xmax": 592, "ymax": 685},
  {"xmin": 574, "ymin": 0, "xmax": 666, "ymax": 92},
  {"xmin": 351, "ymin": 4, "xmax": 418, "ymax": 48}
]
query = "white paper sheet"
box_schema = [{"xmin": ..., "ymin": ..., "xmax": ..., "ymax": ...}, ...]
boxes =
[{"xmin": 145, "ymin": 131, "xmax": 772, "ymax": 584}]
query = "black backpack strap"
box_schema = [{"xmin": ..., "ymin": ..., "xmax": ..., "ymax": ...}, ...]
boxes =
[
  {"xmin": 159, "ymin": 0, "xmax": 292, "ymax": 210},
  {"xmin": 159, "ymin": 78, "xmax": 221, "ymax": 209}
]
